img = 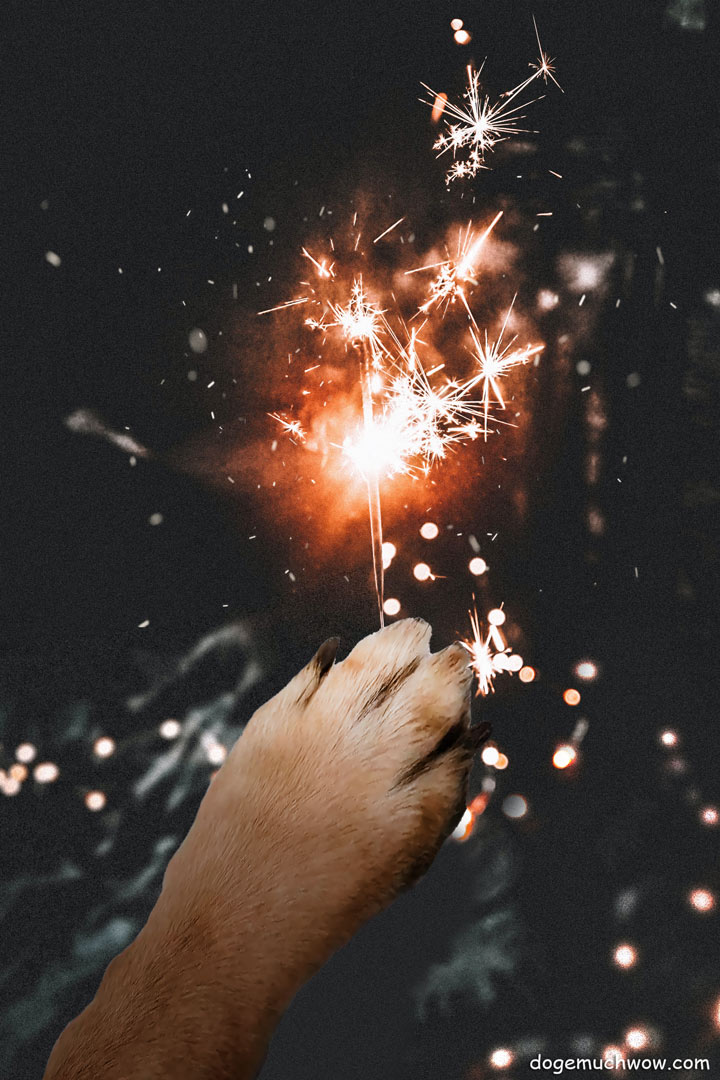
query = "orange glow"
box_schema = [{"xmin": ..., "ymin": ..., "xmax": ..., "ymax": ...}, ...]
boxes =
[
  {"xmin": 689, "ymin": 888, "xmax": 716, "ymax": 913},
  {"xmin": 9, "ymin": 764, "xmax": 27, "ymax": 782},
  {"xmin": 519, "ymin": 666, "xmax": 535, "ymax": 683},
  {"xmin": 420, "ymin": 521, "xmax": 439, "ymax": 540},
  {"xmin": 383, "ymin": 597, "xmax": 401, "ymax": 617},
  {"xmin": 713, "ymin": 996, "xmax": 720, "ymax": 1030},
  {"xmin": 553, "ymin": 745, "xmax": 577, "ymax": 769},
  {"xmin": 468, "ymin": 556, "xmax": 487, "ymax": 575},
  {"xmin": 495, "ymin": 753, "xmax": 509, "ymax": 770},
  {"xmin": 454, "ymin": 792, "xmax": 491, "ymax": 841},
  {"xmin": 431, "ymin": 92, "xmax": 448, "ymax": 123},
  {"xmin": 602, "ymin": 1046, "xmax": 626, "ymax": 1065},
  {"xmin": 489, "ymin": 1047, "xmax": 513, "ymax": 1069},
  {"xmin": 563, "ymin": 688, "xmax": 581, "ymax": 706},
  {"xmin": 413, "ymin": 562, "xmax": 432, "ymax": 581},
  {"xmin": 613, "ymin": 944, "xmax": 638, "ymax": 969}
]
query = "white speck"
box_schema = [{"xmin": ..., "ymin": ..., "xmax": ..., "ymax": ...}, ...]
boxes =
[
  {"xmin": 626, "ymin": 372, "xmax": 641, "ymax": 389},
  {"xmin": 188, "ymin": 328, "xmax": 208, "ymax": 353},
  {"xmin": 118, "ymin": 267, "xmax": 123, "ymax": 274},
  {"xmin": 669, "ymin": 301, "xmax": 677, "ymax": 309},
  {"xmin": 187, "ymin": 370, "xmax": 198, "ymax": 381},
  {"xmin": 576, "ymin": 359, "xmax": 591, "ymax": 376},
  {"xmin": 615, "ymin": 298, "xmax": 621, "ymax": 307},
  {"xmin": 222, "ymin": 203, "xmax": 229, "ymax": 214},
  {"xmin": 148, "ymin": 513, "xmax": 163, "ymax": 526},
  {"xmin": 207, "ymin": 279, "xmax": 215, "ymax": 285},
  {"xmin": 579, "ymin": 293, "xmax": 586, "ymax": 306},
  {"xmin": 263, "ymin": 217, "xmax": 276, "ymax": 232},
  {"xmin": 656, "ymin": 246, "xmax": 664, "ymax": 266},
  {"xmin": 138, "ymin": 619, "xmax": 150, "ymax": 628},
  {"xmin": 129, "ymin": 455, "xmax": 137, "ymax": 467},
  {"xmin": 227, "ymin": 476, "xmax": 235, "ymax": 483},
  {"xmin": 45, "ymin": 251, "xmax": 61, "ymax": 267},
  {"xmin": 634, "ymin": 567, "xmax": 639, "ymax": 578},
  {"xmin": 248, "ymin": 244, "xmax": 254, "ymax": 254},
  {"xmin": 581, "ymin": 385, "xmax": 591, "ymax": 392},
  {"xmin": 207, "ymin": 380, "xmax": 215, "ymax": 389},
  {"xmin": 237, "ymin": 191, "xmax": 244, "ymax": 199}
]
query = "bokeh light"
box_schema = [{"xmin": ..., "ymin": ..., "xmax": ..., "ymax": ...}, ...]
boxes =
[
  {"xmin": 519, "ymin": 665, "xmax": 535, "ymax": 683},
  {"xmin": 15, "ymin": 743, "xmax": 37, "ymax": 764},
  {"xmin": 659, "ymin": 729, "xmax": 678, "ymax": 747},
  {"xmin": 383, "ymin": 597, "xmax": 401, "ymax": 616},
  {"xmin": 420, "ymin": 521, "xmax": 438, "ymax": 539},
  {"xmin": 700, "ymin": 806, "xmax": 719, "ymax": 827},
  {"xmin": 488, "ymin": 608, "xmax": 506, "ymax": 626},
  {"xmin": 688, "ymin": 888, "xmax": 716, "ymax": 913},
  {"xmin": 85, "ymin": 791, "xmax": 106, "ymax": 811},
  {"xmin": 495, "ymin": 753, "xmax": 509, "ymax": 770},
  {"xmin": 469, "ymin": 556, "xmax": 487, "ymax": 575},
  {"xmin": 34, "ymin": 762, "xmax": 59, "ymax": 783},
  {"xmin": 613, "ymin": 944, "xmax": 638, "ymax": 969},
  {"xmin": 503, "ymin": 795, "xmax": 528, "ymax": 819},
  {"xmin": 481, "ymin": 745, "xmax": 500, "ymax": 767},
  {"xmin": 93, "ymin": 736, "xmax": 115, "ymax": 758},
  {"xmin": 454, "ymin": 28, "xmax": 472, "ymax": 45},
  {"xmin": 159, "ymin": 719, "xmax": 181, "ymax": 740},
  {"xmin": 381, "ymin": 541, "xmax": 397, "ymax": 568},
  {"xmin": 553, "ymin": 745, "xmax": 577, "ymax": 769},
  {"xmin": 624, "ymin": 1026, "xmax": 650, "ymax": 1051},
  {"xmin": 563, "ymin": 688, "xmax": 581, "ymax": 706},
  {"xmin": 489, "ymin": 1047, "xmax": 513, "ymax": 1069},
  {"xmin": 413, "ymin": 562, "xmax": 432, "ymax": 581},
  {"xmin": 575, "ymin": 660, "xmax": 598, "ymax": 680}
]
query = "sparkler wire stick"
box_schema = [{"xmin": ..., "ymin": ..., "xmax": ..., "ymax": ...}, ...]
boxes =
[{"xmin": 359, "ymin": 339, "xmax": 386, "ymax": 626}]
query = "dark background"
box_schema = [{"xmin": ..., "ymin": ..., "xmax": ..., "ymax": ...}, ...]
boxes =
[{"xmin": 2, "ymin": 1, "xmax": 720, "ymax": 1077}]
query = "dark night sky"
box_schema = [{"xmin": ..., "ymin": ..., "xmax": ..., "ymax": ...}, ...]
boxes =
[{"xmin": 3, "ymin": 2, "xmax": 720, "ymax": 1077}]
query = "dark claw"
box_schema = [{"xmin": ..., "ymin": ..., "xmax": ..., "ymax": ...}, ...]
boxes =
[
  {"xmin": 313, "ymin": 636, "xmax": 340, "ymax": 678},
  {"xmin": 463, "ymin": 721, "xmax": 492, "ymax": 752}
]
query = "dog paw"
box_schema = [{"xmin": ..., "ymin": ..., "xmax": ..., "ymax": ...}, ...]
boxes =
[{"xmin": 179, "ymin": 619, "xmax": 490, "ymax": 930}]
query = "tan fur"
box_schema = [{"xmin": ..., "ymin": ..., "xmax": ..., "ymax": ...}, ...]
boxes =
[{"xmin": 44, "ymin": 618, "xmax": 478, "ymax": 1079}]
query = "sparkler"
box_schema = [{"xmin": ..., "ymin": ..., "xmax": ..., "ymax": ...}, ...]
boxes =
[
  {"xmin": 462, "ymin": 605, "xmax": 523, "ymax": 696},
  {"xmin": 421, "ymin": 20, "xmax": 560, "ymax": 183}
]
